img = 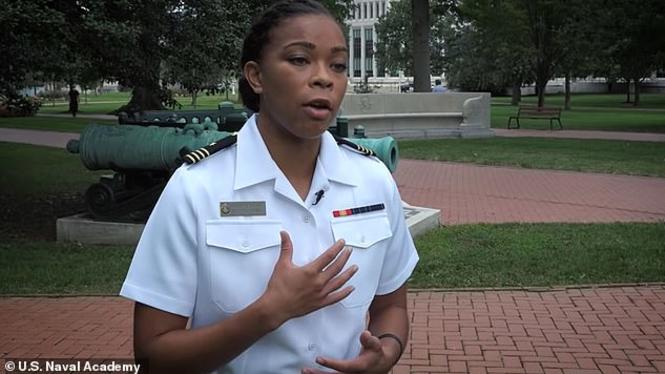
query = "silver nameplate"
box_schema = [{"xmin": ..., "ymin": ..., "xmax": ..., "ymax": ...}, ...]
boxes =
[{"xmin": 219, "ymin": 201, "xmax": 266, "ymax": 217}]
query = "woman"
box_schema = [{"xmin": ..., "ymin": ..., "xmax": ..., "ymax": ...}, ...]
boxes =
[{"xmin": 120, "ymin": 1, "xmax": 418, "ymax": 373}]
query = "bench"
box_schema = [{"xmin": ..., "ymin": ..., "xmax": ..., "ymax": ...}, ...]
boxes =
[{"xmin": 507, "ymin": 105, "xmax": 563, "ymax": 130}]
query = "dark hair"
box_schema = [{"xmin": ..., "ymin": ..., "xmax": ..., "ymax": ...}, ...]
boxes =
[
  {"xmin": 435, "ymin": 79, "xmax": 442, "ymax": 85},
  {"xmin": 239, "ymin": 0, "xmax": 338, "ymax": 112}
]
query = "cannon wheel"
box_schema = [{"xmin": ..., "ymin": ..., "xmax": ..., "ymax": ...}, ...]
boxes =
[{"xmin": 85, "ymin": 181, "xmax": 166, "ymax": 221}]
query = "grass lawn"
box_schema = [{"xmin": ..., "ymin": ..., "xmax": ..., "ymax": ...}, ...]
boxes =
[
  {"xmin": 0, "ymin": 241, "xmax": 133, "ymax": 295},
  {"xmin": 0, "ymin": 116, "xmax": 115, "ymax": 133},
  {"xmin": 0, "ymin": 142, "xmax": 104, "ymax": 241},
  {"xmin": 399, "ymin": 137, "xmax": 665, "ymax": 177},
  {"xmin": 38, "ymin": 91, "xmax": 239, "ymax": 115},
  {"xmin": 493, "ymin": 93, "xmax": 665, "ymax": 110},
  {"xmin": 1, "ymin": 222, "xmax": 663, "ymax": 294},
  {"xmin": 491, "ymin": 93, "xmax": 665, "ymax": 132},
  {"xmin": 410, "ymin": 223, "xmax": 665, "ymax": 288}
]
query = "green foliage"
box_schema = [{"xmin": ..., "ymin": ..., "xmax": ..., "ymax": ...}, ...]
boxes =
[
  {"xmin": 375, "ymin": 0, "xmax": 454, "ymax": 76},
  {"xmin": 444, "ymin": 0, "xmax": 532, "ymax": 93},
  {"xmin": 0, "ymin": 94, "xmax": 42, "ymax": 117}
]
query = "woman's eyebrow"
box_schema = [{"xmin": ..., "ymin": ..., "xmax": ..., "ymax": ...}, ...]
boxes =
[{"xmin": 284, "ymin": 41, "xmax": 348, "ymax": 54}]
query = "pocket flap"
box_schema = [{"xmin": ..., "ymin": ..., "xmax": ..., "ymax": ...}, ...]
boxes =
[
  {"xmin": 331, "ymin": 213, "xmax": 392, "ymax": 249},
  {"xmin": 206, "ymin": 220, "xmax": 281, "ymax": 253}
]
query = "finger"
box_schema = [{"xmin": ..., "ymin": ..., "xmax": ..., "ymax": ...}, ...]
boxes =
[
  {"xmin": 321, "ymin": 246, "xmax": 353, "ymax": 281},
  {"xmin": 278, "ymin": 231, "xmax": 294, "ymax": 264},
  {"xmin": 321, "ymin": 285, "xmax": 355, "ymax": 307},
  {"xmin": 310, "ymin": 239, "xmax": 345, "ymax": 272},
  {"xmin": 359, "ymin": 330, "xmax": 382, "ymax": 352},
  {"xmin": 316, "ymin": 354, "xmax": 371, "ymax": 373},
  {"xmin": 321, "ymin": 264, "xmax": 358, "ymax": 295},
  {"xmin": 301, "ymin": 369, "xmax": 336, "ymax": 374}
]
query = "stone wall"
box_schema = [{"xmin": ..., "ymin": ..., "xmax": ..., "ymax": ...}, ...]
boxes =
[{"xmin": 340, "ymin": 92, "xmax": 493, "ymax": 139}]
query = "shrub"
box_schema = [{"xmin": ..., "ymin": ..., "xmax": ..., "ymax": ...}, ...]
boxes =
[{"xmin": 0, "ymin": 95, "xmax": 42, "ymax": 117}]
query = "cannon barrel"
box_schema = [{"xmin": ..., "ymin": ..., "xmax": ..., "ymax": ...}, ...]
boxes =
[
  {"xmin": 349, "ymin": 137, "xmax": 399, "ymax": 173},
  {"xmin": 69, "ymin": 124, "xmax": 399, "ymax": 172},
  {"xmin": 67, "ymin": 123, "xmax": 233, "ymax": 171}
]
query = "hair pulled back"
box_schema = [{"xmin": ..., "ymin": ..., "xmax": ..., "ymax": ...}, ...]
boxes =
[{"xmin": 239, "ymin": 0, "xmax": 337, "ymax": 112}]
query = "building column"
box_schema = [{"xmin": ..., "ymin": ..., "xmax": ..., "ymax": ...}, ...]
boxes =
[
  {"xmin": 372, "ymin": 26, "xmax": 378, "ymax": 77},
  {"xmin": 348, "ymin": 26, "xmax": 354, "ymax": 79},
  {"xmin": 360, "ymin": 24, "xmax": 366, "ymax": 80}
]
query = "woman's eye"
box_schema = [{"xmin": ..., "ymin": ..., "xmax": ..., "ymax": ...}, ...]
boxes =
[
  {"xmin": 331, "ymin": 63, "xmax": 348, "ymax": 73},
  {"xmin": 289, "ymin": 57, "xmax": 308, "ymax": 66}
]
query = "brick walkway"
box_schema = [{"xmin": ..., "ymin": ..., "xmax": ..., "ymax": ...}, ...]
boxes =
[
  {"xmin": 395, "ymin": 159, "xmax": 665, "ymax": 225},
  {"xmin": 1, "ymin": 286, "xmax": 664, "ymax": 373}
]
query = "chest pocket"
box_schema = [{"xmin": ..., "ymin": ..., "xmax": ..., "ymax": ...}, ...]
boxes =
[
  {"xmin": 330, "ymin": 213, "xmax": 392, "ymax": 308},
  {"xmin": 206, "ymin": 220, "xmax": 281, "ymax": 313}
]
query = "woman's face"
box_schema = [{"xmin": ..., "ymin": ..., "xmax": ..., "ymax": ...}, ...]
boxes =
[{"xmin": 246, "ymin": 14, "xmax": 349, "ymax": 140}]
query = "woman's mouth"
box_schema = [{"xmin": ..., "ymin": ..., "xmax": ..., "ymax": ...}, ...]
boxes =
[{"xmin": 303, "ymin": 99, "xmax": 332, "ymax": 121}]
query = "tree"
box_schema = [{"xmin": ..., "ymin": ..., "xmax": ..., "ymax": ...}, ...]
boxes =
[
  {"xmin": 596, "ymin": 0, "xmax": 665, "ymax": 106},
  {"xmin": 0, "ymin": 0, "xmax": 68, "ymax": 97},
  {"xmin": 446, "ymin": 0, "xmax": 532, "ymax": 101},
  {"xmin": 375, "ymin": 0, "xmax": 452, "ymax": 77}
]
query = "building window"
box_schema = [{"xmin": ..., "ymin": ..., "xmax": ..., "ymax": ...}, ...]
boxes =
[
  {"xmin": 382, "ymin": 1, "xmax": 386, "ymax": 16},
  {"xmin": 363, "ymin": 2, "xmax": 367, "ymax": 19},
  {"xmin": 365, "ymin": 28, "xmax": 374, "ymax": 77},
  {"xmin": 370, "ymin": 2, "xmax": 373, "ymax": 18},
  {"xmin": 353, "ymin": 28, "xmax": 361, "ymax": 77}
]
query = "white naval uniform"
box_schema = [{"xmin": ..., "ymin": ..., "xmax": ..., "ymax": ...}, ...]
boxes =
[{"xmin": 120, "ymin": 115, "xmax": 419, "ymax": 373}]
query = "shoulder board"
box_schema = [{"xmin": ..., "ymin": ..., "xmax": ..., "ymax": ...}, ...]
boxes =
[
  {"xmin": 181, "ymin": 135, "xmax": 238, "ymax": 165},
  {"xmin": 332, "ymin": 135, "xmax": 375, "ymax": 157}
]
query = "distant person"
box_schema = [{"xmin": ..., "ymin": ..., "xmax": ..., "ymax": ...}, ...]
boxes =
[
  {"xmin": 68, "ymin": 88, "xmax": 80, "ymax": 117},
  {"xmin": 432, "ymin": 79, "xmax": 447, "ymax": 93}
]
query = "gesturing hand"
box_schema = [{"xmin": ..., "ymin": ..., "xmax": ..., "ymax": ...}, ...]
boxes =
[
  {"xmin": 261, "ymin": 231, "xmax": 358, "ymax": 326},
  {"xmin": 301, "ymin": 330, "xmax": 398, "ymax": 374}
]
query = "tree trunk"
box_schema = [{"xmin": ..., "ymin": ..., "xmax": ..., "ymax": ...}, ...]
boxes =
[
  {"xmin": 536, "ymin": 81, "xmax": 546, "ymax": 108},
  {"xmin": 511, "ymin": 81, "xmax": 522, "ymax": 105},
  {"xmin": 120, "ymin": 86, "xmax": 164, "ymax": 115},
  {"xmin": 564, "ymin": 72, "xmax": 571, "ymax": 110},
  {"xmin": 633, "ymin": 78, "xmax": 641, "ymax": 106},
  {"xmin": 625, "ymin": 78, "xmax": 631, "ymax": 103},
  {"xmin": 412, "ymin": 0, "xmax": 431, "ymax": 92}
]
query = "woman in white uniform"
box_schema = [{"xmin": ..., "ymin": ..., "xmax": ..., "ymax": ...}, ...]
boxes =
[{"xmin": 120, "ymin": 1, "xmax": 419, "ymax": 372}]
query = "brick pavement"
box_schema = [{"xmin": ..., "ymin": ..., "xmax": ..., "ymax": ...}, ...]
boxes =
[
  {"xmin": 1, "ymin": 286, "xmax": 664, "ymax": 373},
  {"xmin": 395, "ymin": 159, "xmax": 665, "ymax": 225}
]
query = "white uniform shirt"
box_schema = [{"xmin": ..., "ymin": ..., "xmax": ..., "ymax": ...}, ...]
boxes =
[{"xmin": 120, "ymin": 115, "xmax": 419, "ymax": 373}]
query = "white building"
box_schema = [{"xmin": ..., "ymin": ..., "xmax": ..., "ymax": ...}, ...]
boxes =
[{"xmin": 346, "ymin": 0, "xmax": 394, "ymax": 82}]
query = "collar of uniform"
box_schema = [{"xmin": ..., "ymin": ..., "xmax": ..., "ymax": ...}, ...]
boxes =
[
  {"xmin": 318, "ymin": 129, "xmax": 361, "ymax": 187},
  {"xmin": 233, "ymin": 114, "xmax": 361, "ymax": 190},
  {"xmin": 233, "ymin": 114, "xmax": 279, "ymax": 190}
]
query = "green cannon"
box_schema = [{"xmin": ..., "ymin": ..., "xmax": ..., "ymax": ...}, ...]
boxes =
[{"xmin": 69, "ymin": 120, "xmax": 398, "ymax": 220}]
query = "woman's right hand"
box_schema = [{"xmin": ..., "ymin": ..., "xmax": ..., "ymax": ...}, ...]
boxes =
[{"xmin": 260, "ymin": 231, "xmax": 357, "ymax": 328}]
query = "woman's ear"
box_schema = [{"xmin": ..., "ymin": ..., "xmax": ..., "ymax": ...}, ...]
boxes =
[{"xmin": 243, "ymin": 61, "xmax": 263, "ymax": 94}]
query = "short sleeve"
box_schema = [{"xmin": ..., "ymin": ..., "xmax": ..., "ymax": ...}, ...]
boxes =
[
  {"xmin": 119, "ymin": 167, "xmax": 199, "ymax": 317},
  {"xmin": 375, "ymin": 178, "xmax": 419, "ymax": 295}
]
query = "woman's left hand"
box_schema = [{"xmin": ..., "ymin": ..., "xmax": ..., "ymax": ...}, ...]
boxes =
[{"xmin": 301, "ymin": 330, "xmax": 399, "ymax": 374}]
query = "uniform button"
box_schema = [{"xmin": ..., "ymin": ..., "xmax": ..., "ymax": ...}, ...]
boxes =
[
  {"xmin": 307, "ymin": 343, "xmax": 316, "ymax": 351},
  {"xmin": 303, "ymin": 215, "xmax": 310, "ymax": 223},
  {"xmin": 241, "ymin": 241, "xmax": 250, "ymax": 248},
  {"xmin": 360, "ymin": 235, "xmax": 366, "ymax": 243}
]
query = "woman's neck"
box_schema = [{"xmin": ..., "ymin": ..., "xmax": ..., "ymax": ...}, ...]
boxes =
[{"xmin": 256, "ymin": 114, "xmax": 320, "ymax": 201}]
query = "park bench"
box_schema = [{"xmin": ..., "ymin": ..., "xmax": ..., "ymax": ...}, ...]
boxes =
[{"xmin": 507, "ymin": 105, "xmax": 563, "ymax": 130}]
